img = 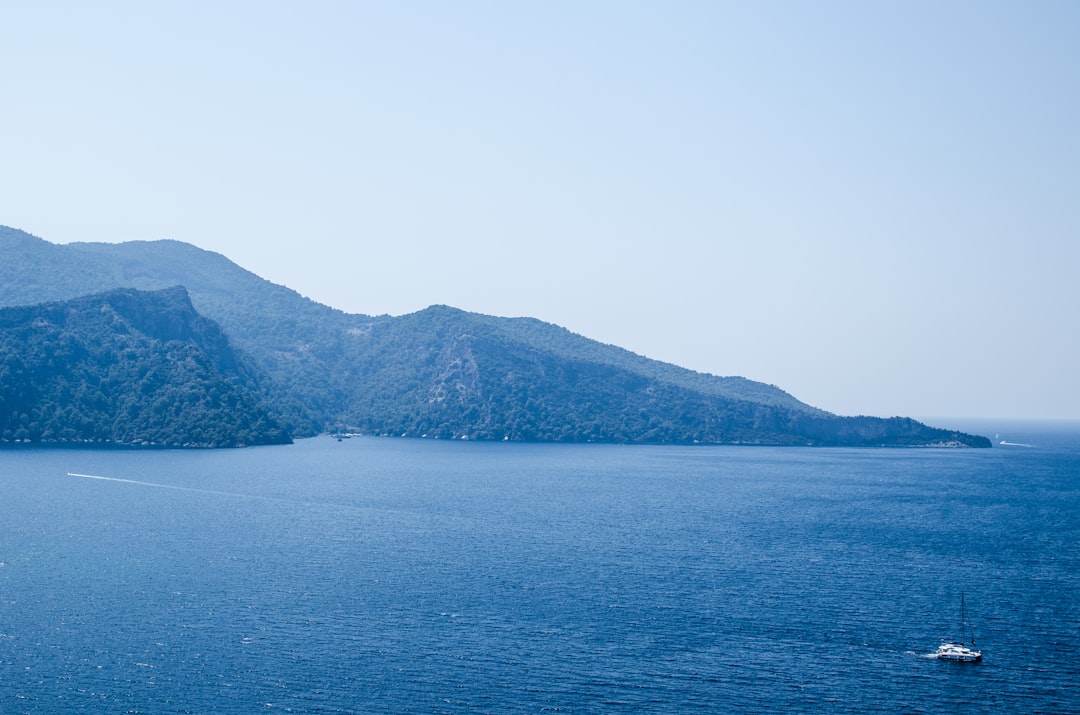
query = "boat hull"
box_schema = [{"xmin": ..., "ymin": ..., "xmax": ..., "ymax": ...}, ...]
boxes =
[{"xmin": 935, "ymin": 643, "xmax": 982, "ymax": 662}]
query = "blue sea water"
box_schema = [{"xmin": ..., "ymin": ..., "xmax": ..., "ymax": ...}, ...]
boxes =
[{"xmin": 1, "ymin": 424, "xmax": 1078, "ymax": 714}]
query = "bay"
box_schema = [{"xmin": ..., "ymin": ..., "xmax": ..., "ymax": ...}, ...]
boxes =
[{"xmin": 1, "ymin": 426, "xmax": 1078, "ymax": 713}]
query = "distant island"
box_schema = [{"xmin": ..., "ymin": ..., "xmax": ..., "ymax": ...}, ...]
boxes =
[{"xmin": 0, "ymin": 225, "xmax": 991, "ymax": 448}]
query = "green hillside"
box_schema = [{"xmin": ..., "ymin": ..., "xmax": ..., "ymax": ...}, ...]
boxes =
[
  {"xmin": 0, "ymin": 226, "xmax": 991, "ymax": 447},
  {"xmin": 0, "ymin": 286, "xmax": 291, "ymax": 447}
]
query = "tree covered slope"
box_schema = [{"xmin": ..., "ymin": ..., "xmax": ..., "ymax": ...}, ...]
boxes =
[
  {"xmin": 0, "ymin": 286, "xmax": 291, "ymax": 447},
  {"xmin": 0, "ymin": 226, "xmax": 991, "ymax": 447}
]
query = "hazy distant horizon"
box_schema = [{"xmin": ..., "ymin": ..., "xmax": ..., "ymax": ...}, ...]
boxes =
[{"xmin": 3, "ymin": 2, "xmax": 1077, "ymax": 420}]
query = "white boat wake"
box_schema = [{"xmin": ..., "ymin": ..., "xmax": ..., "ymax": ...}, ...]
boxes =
[
  {"xmin": 66, "ymin": 472, "xmax": 255, "ymax": 499},
  {"xmin": 907, "ymin": 651, "xmax": 939, "ymax": 659}
]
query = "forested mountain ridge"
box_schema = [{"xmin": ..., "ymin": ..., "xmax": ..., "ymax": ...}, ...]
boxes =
[
  {"xmin": 0, "ymin": 226, "xmax": 991, "ymax": 447},
  {"xmin": 0, "ymin": 286, "xmax": 291, "ymax": 447}
]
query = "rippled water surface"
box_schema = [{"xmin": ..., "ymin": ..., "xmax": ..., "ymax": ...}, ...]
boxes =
[{"xmin": 1, "ymin": 426, "xmax": 1078, "ymax": 713}]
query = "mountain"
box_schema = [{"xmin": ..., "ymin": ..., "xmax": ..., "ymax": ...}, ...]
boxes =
[
  {"xmin": 0, "ymin": 285, "xmax": 291, "ymax": 447},
  {"xmin": 0, "ymin": 225, "xmax": 991, "ymax": 447}
]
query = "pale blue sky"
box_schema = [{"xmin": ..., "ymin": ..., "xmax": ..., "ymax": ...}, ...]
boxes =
[{"xmin": 2, "ymin": 1, "xmax": 1078, "ymax": 420}]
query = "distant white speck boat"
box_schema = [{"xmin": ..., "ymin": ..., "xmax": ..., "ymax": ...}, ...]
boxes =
[{"xmin": 935, "ymin": 592, "xmax": 982, "ymax": 662}]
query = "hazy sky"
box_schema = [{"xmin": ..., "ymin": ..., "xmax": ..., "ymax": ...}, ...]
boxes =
[{"xmin": 2, "ymin": 1, "xmax": 1078, "ymax": 420}]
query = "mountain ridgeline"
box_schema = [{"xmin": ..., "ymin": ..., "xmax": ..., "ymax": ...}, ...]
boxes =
[
  {"xmin": 0, "ymin": 284, "xmax": 291, "ymax": 447},
  {"xmin": 0, "ymin": 226, "xmax": 991, "ymax": 448}
]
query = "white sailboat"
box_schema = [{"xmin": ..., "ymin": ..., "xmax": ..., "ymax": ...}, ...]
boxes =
[{"xmin": 935, "ymin": 592, "xmax": 982, "ymax": 662}]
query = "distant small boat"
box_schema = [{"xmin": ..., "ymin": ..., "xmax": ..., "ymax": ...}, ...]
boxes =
[{"xmin": 935, "ymin": 592, "xmax": 982, "ymax": 662}]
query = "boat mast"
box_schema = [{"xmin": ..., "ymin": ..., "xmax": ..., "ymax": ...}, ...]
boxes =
[{"xmin": 960, "ymin": 592, "xmax": 974, "ymax": 647}]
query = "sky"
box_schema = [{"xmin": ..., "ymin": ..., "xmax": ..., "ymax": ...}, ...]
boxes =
[{"xmin": 2, "ymin": 1, "xmax": 1078, "ymax": 421}]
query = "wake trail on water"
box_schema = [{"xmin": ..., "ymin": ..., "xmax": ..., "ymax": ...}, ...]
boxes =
[
  {"xmin": 908, "ymin": 651, "xmax": 941, "ymax": 659},
  {"xmin": 66, "ymin": 472, "xmax": 364, "ymax": 513},
  {"xmin": 67, "ymin": 472, "xmax": 264, "ymax": 500}
]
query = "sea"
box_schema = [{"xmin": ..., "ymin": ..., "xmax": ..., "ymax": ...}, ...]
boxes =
[{"xmin": 1, "ymin": 421, "xmax": 1077, "ymax": 714}]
